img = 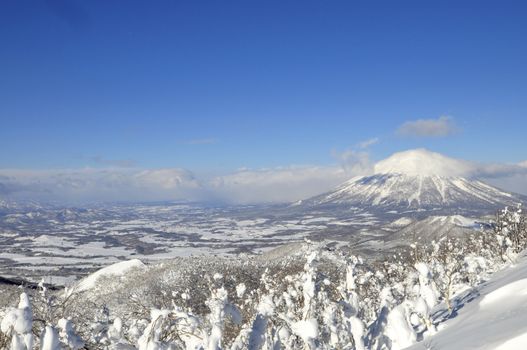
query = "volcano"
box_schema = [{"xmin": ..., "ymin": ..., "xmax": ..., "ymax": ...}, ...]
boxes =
[{"xmin": 299, "ymin": 149, "xmax": 524, "ymax": 215}]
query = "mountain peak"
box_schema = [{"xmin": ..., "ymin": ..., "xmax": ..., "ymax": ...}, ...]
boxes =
[
  {"xmin": 374, "ymin": 149, "xmax": 471, "ymax": 177},
  {"xmin": 303, "ymin": 173, "xmax": 521, "ymax": 213}
]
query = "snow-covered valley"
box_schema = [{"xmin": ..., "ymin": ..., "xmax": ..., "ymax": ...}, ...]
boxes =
[
  {"xmin": 0, "ymin": 200, "xmax": 494, "ymax": 286},
  {"xmin": 0, "ymin": 202, "xmax": 394, "ymax": 284}
]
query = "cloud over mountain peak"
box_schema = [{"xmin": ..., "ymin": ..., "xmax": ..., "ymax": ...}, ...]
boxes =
[{"xmin": 374, "ymin": 149, "xmax": 473, "ymax": 177}]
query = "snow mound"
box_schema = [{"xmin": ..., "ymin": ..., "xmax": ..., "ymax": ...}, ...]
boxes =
[
  {"xmin": 75, "ymin": 259, "xmax": 145, "ymax": 292},
  {"xmin": 494, "ymin": 331, "xmax": 527, "ymax": 350},
  {"xmin": 374, "ymin": 149, "xmax": 472, "ymax": 177},
  {"xmin": 480, "ymin": 278, "xmax": 527, "ymax": 307}
]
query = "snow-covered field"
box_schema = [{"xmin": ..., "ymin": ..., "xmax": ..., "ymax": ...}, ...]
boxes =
[{"xmin": 0, "ymin": 203, "xmax": 388, "ymax": 284}]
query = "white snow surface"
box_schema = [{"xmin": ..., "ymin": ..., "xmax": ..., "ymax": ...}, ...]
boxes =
[
  {"xmin": 75, "ymin": 259, "xmax": 146, "ymax": 292},
  {"xmin": 406, "ymin": 252, "xmax": 527, "ymax": 350},
  {"xmin": 374, "ymin": 149, "xmax": 472, "ymax": 177}
]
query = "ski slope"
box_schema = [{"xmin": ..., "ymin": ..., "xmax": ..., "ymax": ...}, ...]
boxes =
[{"xmin": 406, "ymin": 252, "xmax": 527, "ymax": 350}]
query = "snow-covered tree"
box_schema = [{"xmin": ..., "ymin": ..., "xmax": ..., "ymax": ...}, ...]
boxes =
[{"xmin": 1, "ymin": 293, "xmax": 34, "ymax": 350}]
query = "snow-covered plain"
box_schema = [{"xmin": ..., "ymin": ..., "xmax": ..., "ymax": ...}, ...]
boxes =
[{"xmin": 0, "ymin": 202, "xmax": 412, "ymax": 284}]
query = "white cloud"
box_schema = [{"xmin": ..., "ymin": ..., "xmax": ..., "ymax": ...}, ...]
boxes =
[
  {"xmin": 332, "ymin": 137, "xmax": 382, "ymax": 176},
  {"xmin": 0, "ymin": 166, "xmax": 351, "ymax": 204},
  {"xmin": 372, "ymin": 148, "xmax": 527, "ymax": 195},
  {"xmin": 209, "ymin": 166, "xmax": 349, "ymax": 204},
  {"xmin": 358, "ymin": 137, "xmax": 379, "ymax": 149},
  {"xmin": 374, "ymin": 149, "xmax": 474, "ymax": 177},
  {"xmin": 133, "ymin": 169, "xmax": 200, "ymax": 190},
  {"xmin": 0, "ymin": 168, "xmax": 203, "ymax": 204},
  {"xmin": 333, "ymin": 149, "xmax": 374, "ymax": 175},
  {"xmin": 470, "ymin": 162, "xmax": 527, "ymax": 195},
  {"xmin": 397, "ymin": 115, "xmax": 458, "ymax": 137},
  {"xmin": 2, "ymin": 150, "xmax": 527, "ymax": 204}
]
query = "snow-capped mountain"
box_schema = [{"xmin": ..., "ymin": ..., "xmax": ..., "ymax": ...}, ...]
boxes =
[
  {"xmin": 306, "ymin": 173, "xmax": 520, "ymax": 210},
  {"xmin": 300, "ymin": 149, "xmax": 525, "ymax": 214}
]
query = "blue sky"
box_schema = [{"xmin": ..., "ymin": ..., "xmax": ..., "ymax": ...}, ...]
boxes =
[{"xmin": 1, "ymin": 1, "xmax": 527, "ymax": 202}]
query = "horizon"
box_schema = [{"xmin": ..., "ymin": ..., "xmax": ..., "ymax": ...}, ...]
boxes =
[
  {"xmin": 1, "ymin": 1, "xmax": 527, "ymax": 203},
  {"xmin": 1, "ymin": 148, "xmax": 527, "ymax": 205}
]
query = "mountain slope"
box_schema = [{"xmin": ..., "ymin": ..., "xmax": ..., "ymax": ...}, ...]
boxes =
[
  {"xmin": 305, "ymin": 173, "xmax": 520, "ymax": 210},
  {"xmin": 299, "ymin": 150, "xmax": 525, "ymax": 214},
  {"xmin": 406, "ymin": 251, "xmax": 527, "ymax": 350}
]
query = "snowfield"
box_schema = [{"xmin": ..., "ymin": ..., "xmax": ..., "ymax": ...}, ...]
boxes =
[{"xmin": 406, "ymin": 251, "xmax": 527, "ymax": 350}]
